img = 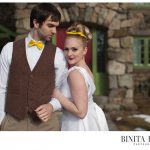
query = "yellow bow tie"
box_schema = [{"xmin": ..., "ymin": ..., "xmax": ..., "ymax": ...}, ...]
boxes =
[{"xmin": 28, "ymin": 40, "xmax": 44, "ymax": 50}]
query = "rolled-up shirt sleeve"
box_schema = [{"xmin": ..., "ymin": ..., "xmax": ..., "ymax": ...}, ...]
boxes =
[
  {"xmin": 0, "ymin": 43, "xmax": 12, "ymax": 124},
  {"xmin": 49, "ymin": 47, "xmax": 68, "ymax": 112}
]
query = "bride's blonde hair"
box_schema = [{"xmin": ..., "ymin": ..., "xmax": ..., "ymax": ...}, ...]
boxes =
[{"xmin": 66, "ymin": 22, "xmax": 92, "ymax": 46}]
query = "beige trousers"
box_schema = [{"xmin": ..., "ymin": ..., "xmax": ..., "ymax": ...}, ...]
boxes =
[{"xmin": 0, "ymin": 112, "xmax": 60, "ymax": 131}]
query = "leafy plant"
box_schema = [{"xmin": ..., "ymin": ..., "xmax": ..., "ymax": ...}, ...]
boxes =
[{"xmin": 0, "ymin": 24, "xmax": 17, "ymax": 40}]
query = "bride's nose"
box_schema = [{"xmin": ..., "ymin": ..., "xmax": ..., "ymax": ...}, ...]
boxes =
[{"xmin": 67, "ymin": 50, "xmax": 73, "ymax": 56}]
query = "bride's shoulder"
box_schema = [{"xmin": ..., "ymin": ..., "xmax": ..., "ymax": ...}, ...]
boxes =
[{"xmin": 68, "ymin": 66, "xmax": 85, "ymax": 81}]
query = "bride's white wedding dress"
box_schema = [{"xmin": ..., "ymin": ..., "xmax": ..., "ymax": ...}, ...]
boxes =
[{"xmin": 60, "ymin": 66, "xmax": 109, "ymax": 131}]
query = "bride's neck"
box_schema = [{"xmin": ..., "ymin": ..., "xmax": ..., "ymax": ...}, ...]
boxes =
[{"xmin": 76, "ymin": 61, "xmax": 88, "ymax": 69}]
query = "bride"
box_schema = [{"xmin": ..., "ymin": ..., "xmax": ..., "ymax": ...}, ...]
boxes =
[{"xmin": 52, "ymin": 23, "xmax": 109, "ymax": 131}]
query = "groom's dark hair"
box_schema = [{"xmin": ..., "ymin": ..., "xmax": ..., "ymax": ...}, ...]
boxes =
[{"xmin": 30, "ymin": 3, "xmax": 61, "ymax": 28}]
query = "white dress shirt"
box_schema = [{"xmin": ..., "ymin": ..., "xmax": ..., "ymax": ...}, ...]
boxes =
[{"xmin": 0, "ymin": 34, "xmax": 67, "ymax": 124}]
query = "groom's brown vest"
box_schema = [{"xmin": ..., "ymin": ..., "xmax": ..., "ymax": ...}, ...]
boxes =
[{"xmin": 5, "ymin": 38, "xmax": 56, "ymax": 120}]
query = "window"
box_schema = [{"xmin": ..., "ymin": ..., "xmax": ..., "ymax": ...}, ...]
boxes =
[
  {"xmin": 132, "ymin": 3, "xmax": 150, "ymax": 9},
  {"xmin": 92, "ymin": 29, "xmax": 108, "ymax": 95},
  {"xmin": 96, "ymin": 30, "xmax": 107, "ymax": 73},
  {"xmin": 133, "ymin": 37, "xmax": 150, "ymax": 69}
]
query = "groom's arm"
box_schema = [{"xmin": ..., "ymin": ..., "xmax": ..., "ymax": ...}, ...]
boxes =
[
  {"xmin": 0, "ymin": 43, "xmax": 13, "ymax": 126},
  {"xmin": 50, "ymin": 47, "xmax": 68, "ymax": 111}
]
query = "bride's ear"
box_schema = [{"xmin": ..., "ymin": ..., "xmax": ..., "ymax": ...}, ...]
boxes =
[{"xmin": 83, "ymin": 47, "xmax": 88, "ymax": 56}]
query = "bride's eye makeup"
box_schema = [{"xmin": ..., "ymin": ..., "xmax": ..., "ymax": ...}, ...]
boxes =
[
  {"xmin": 71, "ymin": 47, "xmax": 78, "ymax": 51},
  {"xmin": 64, "ymin": 47, "xmax": 78, "ymax": 52},
  {"xmin": 64, "ymin": 47, "xmax": 69, "ymax": 51}
]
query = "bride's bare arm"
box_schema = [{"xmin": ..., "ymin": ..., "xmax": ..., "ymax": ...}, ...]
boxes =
[{"xmin": 52, "ymin": 70, "xmax": 88, "ymax": 119}]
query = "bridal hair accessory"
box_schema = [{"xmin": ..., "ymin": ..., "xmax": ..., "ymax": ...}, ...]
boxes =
[{"xmin": 66, "ymin": 31, "xmax": 86, "ymax": 38}]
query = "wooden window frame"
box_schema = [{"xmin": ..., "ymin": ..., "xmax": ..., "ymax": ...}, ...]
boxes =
[
  {"xmin": 131, "ymin": 3, "xmax": 150, "ymax": 9},
  {"xmin": 133, "ymin": 37, "xmax": 150, "ymax": 69}
]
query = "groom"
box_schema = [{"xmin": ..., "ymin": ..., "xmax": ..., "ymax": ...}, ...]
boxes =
[{"xmin": 0, "ymin": 3, "xmax": 67, "ymax": 131}]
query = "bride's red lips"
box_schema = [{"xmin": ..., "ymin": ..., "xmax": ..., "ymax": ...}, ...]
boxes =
[{"xmin": 68, "ymin": 57, "xmax": 74, "ymax": 60}]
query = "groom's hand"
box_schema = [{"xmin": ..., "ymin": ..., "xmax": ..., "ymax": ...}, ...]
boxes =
[{"xmin": 35, "ymin": 104, "xmax": 54, "ymax": 122}]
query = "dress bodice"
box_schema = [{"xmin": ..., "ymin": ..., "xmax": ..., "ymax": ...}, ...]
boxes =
[{"xmin": 60, "ymin": 66, "xmax": 96, "ymax": 102}]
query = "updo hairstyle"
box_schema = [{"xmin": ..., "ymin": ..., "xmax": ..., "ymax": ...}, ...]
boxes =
[{"xmin": 66, "ymin": 22, "xmax": 92, "ymax": 47}]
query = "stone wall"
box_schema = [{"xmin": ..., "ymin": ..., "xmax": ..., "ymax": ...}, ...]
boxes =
[
  {"xmin": 15, "ymin": 3, "xmax": 146, "ymax": 111},
  {"xmin": 15, "ymin": 3, "xmax": 35, "ymax": 39},
  {"xmin": 129, "ymin": 6, "xmax": 150, "ymax": 102}
]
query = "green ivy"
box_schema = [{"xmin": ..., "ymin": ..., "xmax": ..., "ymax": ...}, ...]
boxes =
[{"xmin": 0, "ymin": 24, "xmax": 17, "ymax": 39}]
